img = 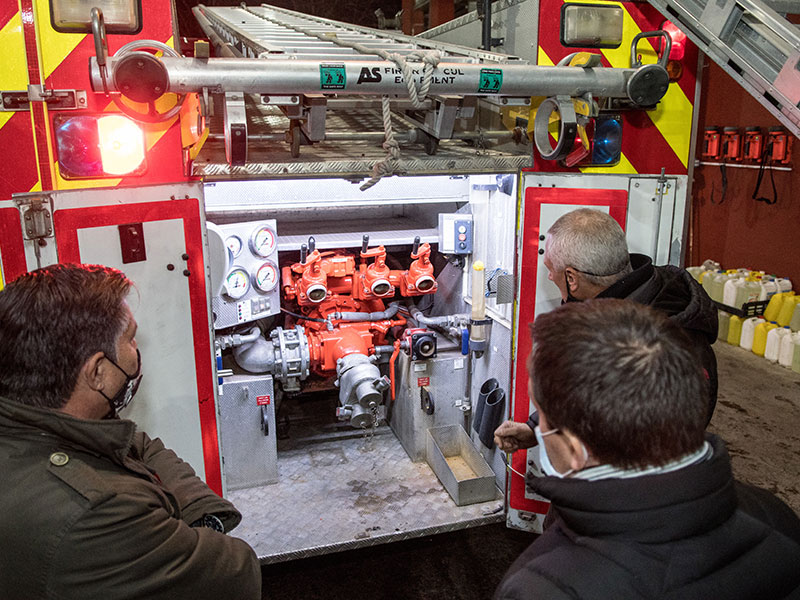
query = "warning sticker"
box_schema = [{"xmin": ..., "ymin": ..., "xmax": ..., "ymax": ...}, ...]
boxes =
[
  {"xmin": 320, "ymin": 64, "xmax": 346, "ymax": 90},
  {"xmin": 417, "ymin": 377, "xmax": 430, "ymax": 387},
  {"xmin": 256, "ymin": 395, "xmax": 271, "ymax": 406},
  {"xmin": 478, "ymin": 68, "xmax": 503, "ymax": 93}
]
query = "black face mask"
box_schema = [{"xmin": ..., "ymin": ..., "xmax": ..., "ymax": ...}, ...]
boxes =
[
  {"xmin": 101, "ymin": 349, "xmax": 142, "ymax": 417},
  {"xmin": 562, "ymin": 272, "xmax": 582, "ymax": 304}
]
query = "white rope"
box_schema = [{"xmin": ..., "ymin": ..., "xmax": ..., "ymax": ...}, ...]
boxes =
[{"xmin": 244, "ymin": 7, "xmax": 441, "ymax": 190}]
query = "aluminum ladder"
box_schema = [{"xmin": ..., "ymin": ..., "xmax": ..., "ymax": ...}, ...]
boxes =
[{"xmin": 646, "ymin": 0, "xmax": 800, "ymax": 138}]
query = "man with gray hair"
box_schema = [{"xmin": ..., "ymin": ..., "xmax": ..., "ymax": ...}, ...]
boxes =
[{"xmin": 495, "ymin": 208, "xmax": 718, "ymax": 453}]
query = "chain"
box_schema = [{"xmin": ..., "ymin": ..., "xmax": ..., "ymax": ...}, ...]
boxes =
[
  {"xmin": 360, "ymin": 404, "xmax": 380, "ymax": 450},
  {"xmin": 476, "ymin": 128, "xmax": 487, "ymax": 155}
]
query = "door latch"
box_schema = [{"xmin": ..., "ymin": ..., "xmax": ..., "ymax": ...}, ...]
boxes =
[{"xmin": 1, "ymin": 87, "xmax": 88, "ymax": 112}]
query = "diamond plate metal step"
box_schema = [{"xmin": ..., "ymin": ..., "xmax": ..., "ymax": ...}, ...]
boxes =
[{"xmin": 227, "ymin": 430, "xmax": 504, "ymax": 563}]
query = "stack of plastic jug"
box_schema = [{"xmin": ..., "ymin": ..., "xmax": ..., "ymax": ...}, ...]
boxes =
[
  {"xmin": 691, "ymin": 263, "xmax": 785, "ymax": 311},
  {"xmin": 755, "ymin": 289, "xmax": 800, "ymax": 372},
  {"xmin": 688, "ymin": 261, "xmax": 799, "ymax": 371},
  {"xmin": 687, "ymin": 259, "xmax": 721, "ymax": 284}
]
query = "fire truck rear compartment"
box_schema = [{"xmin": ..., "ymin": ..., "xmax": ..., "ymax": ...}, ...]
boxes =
[{"xmin": 206, "ymin": 176, "xmax": 513, "ymax": 562}]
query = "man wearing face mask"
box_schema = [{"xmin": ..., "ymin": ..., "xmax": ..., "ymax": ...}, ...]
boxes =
[
  {"xmin": 494, "ymin": 299, "xmax": 800, "ymax": 600},
  {"xmin": 0, "ymin": 264, "xmax": 260, "ymax": 600},
  {"xmin": 494, "ymin": 208, "xmax": 718, "ymax": 453}
]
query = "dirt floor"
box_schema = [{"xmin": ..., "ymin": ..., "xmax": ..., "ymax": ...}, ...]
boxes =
[
  {"xmin": 260, "ymin": 341, "xmax": 800, "ymax": 599},
  {"xmin": 708, "ymin": 341, "xmax": 800, "ymax": 513}
]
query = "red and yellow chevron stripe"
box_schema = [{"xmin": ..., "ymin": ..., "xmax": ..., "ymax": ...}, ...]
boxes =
[
  {"xmin": 533, "ymin": 0, "xmax": 698, "ymax": 175},
  {"xmin": 0, "ymin": 0, "xmax": 184, "ymax": 199}
]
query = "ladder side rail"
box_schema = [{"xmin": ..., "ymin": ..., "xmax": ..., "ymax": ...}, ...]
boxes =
[
  {"xmin": 249, "ymin": 4, "xmax": 525, "ymax": 63},
  {"xmin": 649, "ymin": 0, "xmax": 800, "ymax": 137},
  {"xmin": 201, "ymin": 5, "xmax": 440, "ymax": 61}
]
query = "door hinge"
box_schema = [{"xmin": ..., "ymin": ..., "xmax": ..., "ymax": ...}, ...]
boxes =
[
  {"xmin": 13, "ymin": 194, "xmax": 54, "ymax": 241},
  {"xmin": 1, "ymin": 86, "xmax": 88, "ymax": 112}
]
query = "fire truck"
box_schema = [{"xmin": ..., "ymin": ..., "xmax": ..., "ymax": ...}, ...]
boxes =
[{"xmin": 1, "ymin": 0, "xmax": 796, "ymax": 564}]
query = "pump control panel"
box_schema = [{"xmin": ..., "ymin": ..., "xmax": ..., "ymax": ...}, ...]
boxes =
[
  {"xmin": 438, "ymin": 213, "xmax": 474, "ymax": 255},
  {"xmin": 208, "ymin": 220, "xmax": 281, "ymax": 329}
]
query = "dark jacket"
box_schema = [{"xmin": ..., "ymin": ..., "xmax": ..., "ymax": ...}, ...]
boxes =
[
  {"xmin": 0, "ymin": 396, "xmax": 261, "ymax": 600},
  {"xmin": 598, "ymin": 253, "xmax": 719, "ymax": 421},
  {"xmin": 495, "ymin": 435, "xmax": 800, "ymax": 600}
]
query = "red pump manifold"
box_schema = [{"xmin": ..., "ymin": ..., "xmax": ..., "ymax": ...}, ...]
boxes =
[{"xmin": 282, "ymin": 240, "xmax": 437, "ymax": 375}]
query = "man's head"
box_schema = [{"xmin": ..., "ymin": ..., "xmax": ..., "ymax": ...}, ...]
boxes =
[
  {"xmin": 527, "ymin": 299, "xmax": 707, "ymax": 471},
  {"xmin": 0, "ymin": 264, "xmax": 137, "ymax": 417},
  {"xmin": 544, "ymin": 208, "xmax": 632, "ymax": 301}
]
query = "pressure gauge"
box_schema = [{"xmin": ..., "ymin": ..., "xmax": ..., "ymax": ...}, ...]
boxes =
[
  {"xmin": 225, "ymin": 268, "xmax": 250, "ymax": 299},
  {"xmin": 254, "ymin": 261, "xmax": 279, "ymax": 293},
  {"xmin": 226, "ymin": 235, "xmax": 243, "ymax": 258},
  {"xmin": 249, "ymin": 225, "xmax": 277, "ymax": 258}
]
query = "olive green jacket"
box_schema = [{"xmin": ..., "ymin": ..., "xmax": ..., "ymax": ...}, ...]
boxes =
[{"xmin": 0, "ymin": 396, "xmax": 260, "ymax": 600}]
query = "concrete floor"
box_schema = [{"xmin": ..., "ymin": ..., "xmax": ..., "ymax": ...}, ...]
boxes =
[
  {"xmin": 708, "ymin": 341, "xmax": 800, "ymax": 514},
  {"xmin": 260, "ymin": 340, "xmax": 800, "ymax": 599}
]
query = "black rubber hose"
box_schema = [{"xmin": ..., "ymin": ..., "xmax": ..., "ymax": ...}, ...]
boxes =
[
  {"xmin": 473, "ymin": 378, "xmax": 499, "ymax": 432},
  {"xmin": 478, "ymin": 388, "xmax": 506, "ymax": 448}
]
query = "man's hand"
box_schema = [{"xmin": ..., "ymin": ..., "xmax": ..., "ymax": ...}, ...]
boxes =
[{"xmin": 494, "ymin": 420, "xmax": 537, "ymax": 452}]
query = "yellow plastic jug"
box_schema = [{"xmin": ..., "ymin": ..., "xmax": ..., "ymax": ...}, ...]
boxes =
[
  {"xmin": 764, "ymin": 292, "xmax": 787, "ymax": 322},
  {"xmin": 752, "ymin": 321, "xmax": 778, "ymax": 356},
  {"xmin": 726, "ymin": 315, "xmax": 743, "ymax": 345},
  {"xmin": 776, "ymin": 294, "xmax": 798, "ymax": 327}
]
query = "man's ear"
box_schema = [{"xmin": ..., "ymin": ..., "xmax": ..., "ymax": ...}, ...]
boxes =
[
  {"xmin": 562, "ymin": 428, "xmax": 593, "ymax": 471},
  {"xmin": 80, "ymin": 352, "xmax": 108, "ymax": 393},
  {"xmin": 564, "ymin": 267, "xmax": 579, "ymax": 292}
]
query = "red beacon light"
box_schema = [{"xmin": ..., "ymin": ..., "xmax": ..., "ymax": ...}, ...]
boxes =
[{"xmin": 660, "ymin": 21, "xmax": 686, "ymax": 80}]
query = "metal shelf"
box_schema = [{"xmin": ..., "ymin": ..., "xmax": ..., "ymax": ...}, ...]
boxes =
[
  {"xmin": 277, "ymin": 228, "xmax": 439, "ymax": 252},
  {"xmin": 695, "ymin": 160, "xmax": 793, "ymax": 171}
]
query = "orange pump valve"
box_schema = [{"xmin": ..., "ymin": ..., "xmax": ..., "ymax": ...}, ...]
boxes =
[
  {"xmin": 297, "ymin": 251, "xmax": 328, "ymax": 305},
  {"xmin": 357, "ymin": 244, "xmax": 396, "ymax": 299},
  {"xmin": 402, "ymin": 242, "xmax": 437, "ymax": 295}
]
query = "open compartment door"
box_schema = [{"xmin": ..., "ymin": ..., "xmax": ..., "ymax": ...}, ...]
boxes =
[
  {"xmin": 507, "ymin": 174, "xmax": 628, "ymax": 532},
  {"xmin": 9, "ymin": 183, "xmax": 221, "ymax": 495}
]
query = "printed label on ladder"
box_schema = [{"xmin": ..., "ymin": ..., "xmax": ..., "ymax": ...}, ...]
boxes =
[
  {"xmin": 320, "ymin": 64, "xmax": 346, "ymax": 90},
  {"xmin": 417, "ymin": 377, "xmax": 430, "ymax": 387},
  {"xmin": 256, "ymin": 395, "xmax": 271, "ymax": 406},
  {"xmin": 478, "ymin": 68, "xmax": 503, "ymax": 93}
]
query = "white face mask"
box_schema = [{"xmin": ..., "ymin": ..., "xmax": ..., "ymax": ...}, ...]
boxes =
[{"xmin": 534, "ymin": 425, "xmax": 588, "ymax": 478}]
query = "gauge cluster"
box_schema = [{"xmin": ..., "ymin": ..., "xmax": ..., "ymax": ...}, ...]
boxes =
[{"xmin": 209, "ymin": 220, "xmax": 281, "ymax": 329}]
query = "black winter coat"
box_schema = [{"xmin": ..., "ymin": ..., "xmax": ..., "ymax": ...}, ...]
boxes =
[
  {"xmin": 494, "ymin": 435, "xmax": 800, "ymax": 600},
  {"xmin": 598, "ymin": 254, "xmax": 719, "ymax": 421}
]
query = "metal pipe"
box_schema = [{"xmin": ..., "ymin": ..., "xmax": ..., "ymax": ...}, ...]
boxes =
[
  {"xmin": 406, "ymin": 302, "xmax": 469, "ymax": 328},
  {"xmin": 192, "ymin": 6, "xmax": 244, "ymax": 59},
  {"xmin": 481, "ymin": 0, "xmax": 492, "ymax": 51},
  {"xmin": 335, "ymin": 302, "xmax": 401, "ymax": 321},
  {"xmin": 91, "ymin": 56, "xmax": 653, "ymax": 101},
  {"xmin": 215, "ymin": 326, "xmax": 262, "ymax": 350}
]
